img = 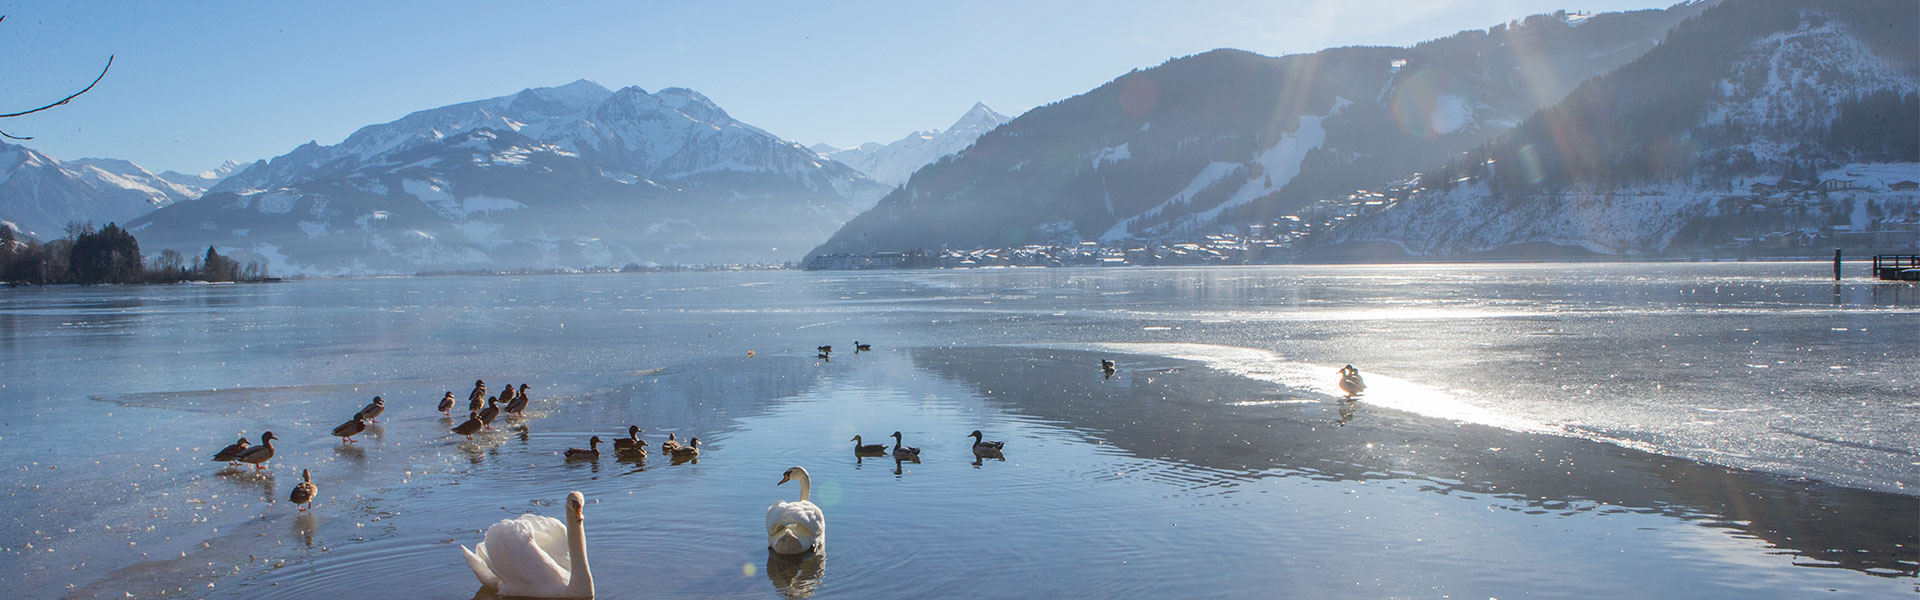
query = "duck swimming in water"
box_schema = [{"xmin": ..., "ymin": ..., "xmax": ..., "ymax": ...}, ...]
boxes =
[
  {"xmin": 661, "ymin": 433, "xmax": 682, "ymax": 454},
  {"xmin": 669, "ymin": 438, "xmax": 702, "ymax": 459},
  {"xmin": 967, "ymin": 430, "xmax": 1005, "ymax": 453},
  {"xmin": 612, "ymin": 426, "xmax": 646, "ymax": 457},
  {"xmin": 565, "ymin": 436, "xmax": 602, "ymax": 460},
  {"xmin": 889, "ymin": 431, "xmax": 920, "ymax": 459},
  {"xmin": 850, "ymin": 435, "xmax": 886, "ymax": 455}
]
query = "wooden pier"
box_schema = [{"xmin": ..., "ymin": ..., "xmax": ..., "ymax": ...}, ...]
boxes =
[{"xmin": 1872, "ymin": 254, "xmax": 1920, "ymax": 281}]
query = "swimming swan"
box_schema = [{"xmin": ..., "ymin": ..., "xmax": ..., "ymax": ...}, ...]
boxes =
[
  {"xmin": 462, "ymin": 491, "xmax": 594, "ymax": 598},
  {"xmin": 767, "ymin": 466, "xmax": 825, "ymax": 555}
]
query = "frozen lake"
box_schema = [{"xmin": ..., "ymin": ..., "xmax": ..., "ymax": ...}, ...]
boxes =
[{"xmin": 1, "ymin": 263, "xmax": 1914, "ymax": 598}]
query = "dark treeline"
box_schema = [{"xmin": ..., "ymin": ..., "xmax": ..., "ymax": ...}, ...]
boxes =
[{"xmin": 0, "ymin": 222, "xmax": 269, "ymax": 286}]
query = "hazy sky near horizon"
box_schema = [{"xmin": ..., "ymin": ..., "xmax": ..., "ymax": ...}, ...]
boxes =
[{"xmin": 1, "ymin": 0, "xmax": 1673, "ymax": 174}]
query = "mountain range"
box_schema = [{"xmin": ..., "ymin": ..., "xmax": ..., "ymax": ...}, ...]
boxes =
[
  {"xmin": 806, "ymin": 3, "xmax": 1718, "ymax": 260},
  {"xmin": 811, "ymin": 103, "xmax": 1012, "ymax": 187},
  {"xmin": 1317, "ymin": 0, "xmax": 1919, "ymax": 258},
  {"xmin": 124, "ymin": 80, "xmax": 891, "ymax": 274}
]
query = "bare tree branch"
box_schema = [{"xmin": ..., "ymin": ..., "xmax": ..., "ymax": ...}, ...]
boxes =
[
  {"xmin": 0, "ymin": 15, "xmax": 115, "ymax": 141},
  {"xmin": 0, "ymin": 55, "xmax": 114, "ymax": 119}
]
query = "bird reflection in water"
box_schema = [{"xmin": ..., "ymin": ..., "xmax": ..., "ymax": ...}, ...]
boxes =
[
  {"xmin": 1335, "ymin": 398, "xmax": 1359, "ymax": 427},
  {"xmin": 361, "ymin": 422, "xmax": 385, "ymax": 442},
  {"xmin": 671, "ymin": 453, "xmax": 700, "ymax": 466},
  {"xmin": 215, "ymin": 466, "xmax": 276, "ymax": 501},
  {"xmin": 971, "ymin": 451, "xmax": 1005, "ymax": 467},
  {"xmin": 334, "ymin": 442, "xmax": 367, "ymax": 465},
  {"xmin": 512, "ymin": 424, "xmax": 531, "ymax": 445},
  {"xmin": 293, "ymin": 511, "xmax": 319, "ymax": 548},
  {"xmin": 765, "ymin": 549, "xmax": 825, "ymax": 598},
  {"xmin": 892, "ymin": 456, "xmax": 918, "ymax": 477}
]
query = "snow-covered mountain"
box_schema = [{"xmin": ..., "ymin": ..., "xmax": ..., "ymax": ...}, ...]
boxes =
[
  {"xmin": 130, "ymin": 80, "xmax": 891, "ymax": 274},
  {"xmin": 156, "ymin": 159, "xmax": 248, "ymax": 196},
  {"xmin": 815, "ymin": 103, "xmax": 1011, "ymax": 187},
  {"xmin": 809, "ymin": 4, "xmax": 1710, "ymax": 260},
  {"xmin": 1316, "ymin": 0, "xmax": 1920, "ymax": 259},
  {"xmin": 0, "ymin": 143, "xmax": 199, "ymax": 239}
]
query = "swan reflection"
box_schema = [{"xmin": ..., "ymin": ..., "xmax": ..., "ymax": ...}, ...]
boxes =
[{"xmin": 766, "ymin": 549, "xmax": 825, "ymax": 598}]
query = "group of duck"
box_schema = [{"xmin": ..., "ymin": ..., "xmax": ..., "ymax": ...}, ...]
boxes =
[
  {"xmin": 559, "ymin": 425, "xmax": 702, "ymax": 461},
  {"xmin": 814, "ymin": 341, "xmax": 871, "ymax": 360},
  {"xmin": 849, "ymin": 430, "xmax": 1004, "ymax": 460},
  {"xmin": 445, "ymin": 380, "xmax": 534, "ymax": 438}
]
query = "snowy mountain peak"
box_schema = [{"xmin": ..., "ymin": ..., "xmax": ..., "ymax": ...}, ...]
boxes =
[{"xmin": 817, "ymin": 102, "xmax": 1014, "ymax": 187}]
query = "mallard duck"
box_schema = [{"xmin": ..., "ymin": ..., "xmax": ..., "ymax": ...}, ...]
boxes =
[
  {"xmin": 1101, "ymin": 359, "xmax": 1116, "ymax": 374},
  {"xmin": 468, "ymin": 380, "xmax": 487, "ymax": 413},
  {"xmin": 290, "ymin": 468, "xmax": 317, "ymax": 511},
  {"xmin": 452, "ymin": 411, "xmax": 484, "ymax": 439},
  {"xmin": 854, "ymin": 341, "xmax": 871, "ymax": 352},
  {"xmin": 478, "ymin": 396, "xmax": 501, "ymax": 429},
  {"xmin": 612, "ymin": 425, "xmax": 646, "ymax": 456},
  {"xmin": 565, "ymin": 436, "xmax": 602, "ymax": 460},
  {"xmin": 669, "ymin": 437, "xmax": 701, "ymax": 459},
  {"xmin": 499, "ymin": 384, "xmax": 517, "ymax": 408},
  {"xmin": 211, "ymin": 436, "xmax": 250, "ymax": 464},
  {"xmin": 437, "ymin": 391, "xmax": 456, "ymax": 414},
  {"xmin": 332, "ymin": 416, "xmax": 368, "ymax": 443},
  {"xmin": 1338, "ymin": 365, "xmax": 1366, "ymax": 398},
  {"xmin": 237, "ymin": 431, "xmax": 276, "ymax": 469},
  {"xmin": 660, "ymin": 432, "xmax": 682, "ymax": 454},
  {"xmin": 462, "ymin": 491, "xmax": 594, "ymax": 598},
  {"xmin": 967, "ymin": 430, "xmax": 1005, "ymax": 452},
  {"xmin": 889, "ymin": 431, "xmax": 920, "ymax": 459},
  {"xmin": 767, "ymin": 466, "xmax": 825, "ymax": 555},
  {"xmin": 356, "ymin": 396, "xmax": 385, "ymax": 423},
  {"xmin": 505, "ymin": 384, "xmax": 530, "ymax": 415},
  {"xmin": 816, "ymin": 345, "xmax": 832, "ymax": 355},
  {"xmin": 850, "ymin": 435, "xmax": 886, "ymax": 455}
]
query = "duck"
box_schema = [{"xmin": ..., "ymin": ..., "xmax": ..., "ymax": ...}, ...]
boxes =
[
  {"xmin": 1338, "ymin": 365, "xmax": 1366, "ymax": 398},
  {"xmin": 1101, "ymin": 359, "xmax": 1117, "ymax": 375},
  {"xmin": 478, "ymin": 396, "xmax": 501, "ymax": 429},
  {"xmin": 612, "ymin": 426, "xmax": 646, "ymax": 457},
  {"xmin": 766, "ymin": 466, "xmax": 825, "ymax": 555},
  {"xmin": 332, "ymin": 416, "xmax": 368, "ymax": 443},
  {"xmin": 816, "ymin": 345, "xmax": 832, "ymax": 355},
  {"xmin": 565, "ymin": 436, "xmax": 602, "ymax": 460},
  {"xmin": 211, "ymin": 436, "xmax": 250, "ymax": 465},
  {"xmin": 967, "ymin": 430, "xmax": 1005, "ymax": 453},
  {"xmin": 290, "ymin": 469, "xmax": 318, "ymax": 511},
  {"xmin": 660, "ymin": 433, "xmax": 682, "ymax": 454},
  {"xmin": 437, "ymin": 391, "xmax": 456, "ymax": 414},
  {"xmin": 356, "ymin": 396, "xmax": 385, "ymax": 423},
  {"xmin": 669, "ymin": 437, "xmax": 701, "ymax": 459},
  {"xmin": 849, "ymin": 435, "xmax": 886, "ymax": 455},
  {"xmin": 505, "ymin": 384, "xmax": 530, "ymax": 415},
  {"xmin": 462, "ymin": 491, "xmax": 594, "ymax": 598},
  {"xmin": 854, "ymin": 341, "xmax": 871, "ymax": 352},
  {"xmin": 452, "ymin": 411, "xmax": 485, "ymax": 439},
  {"xmin": 236, "ymin": 431, "xmax": 276, "ymax": 469},
  {"xmin": 499, "ymin": 385, "xmax": 517, "ymax": 409},
  {"xmin": 889, "ymin": 431, "xmax": 920, "ymax": 459},
  {"xmin": 468, "ymin": 380, "xmax": 487, "ymax": 413}
]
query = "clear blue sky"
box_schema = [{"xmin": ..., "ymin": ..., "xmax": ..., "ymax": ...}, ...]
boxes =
[{"xmin": 0, "ymin": 0, "xmax": 1672, "ymax": 174}]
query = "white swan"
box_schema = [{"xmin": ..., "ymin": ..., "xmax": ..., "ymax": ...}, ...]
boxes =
[
  {"xmin": 767, "ymin": 466, "xmax": 826, "ymax": 555},
  {"xmin": 462, "ymin": 491, "xmax": 594, "ymax": 598}
]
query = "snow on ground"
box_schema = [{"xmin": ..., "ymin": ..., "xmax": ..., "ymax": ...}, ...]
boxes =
[{"xmin": 1428, "ymin": 94, "xmax": 1474, "ymax": 135}]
